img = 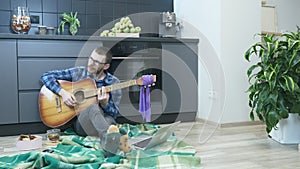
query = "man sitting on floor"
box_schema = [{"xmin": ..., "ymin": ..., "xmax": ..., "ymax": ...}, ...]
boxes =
[{"xmin": 40, "ymin": 46, "xmax": 128, "ymax": 155}]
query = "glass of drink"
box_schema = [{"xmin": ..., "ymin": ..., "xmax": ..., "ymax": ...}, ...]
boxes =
[{"xmin": 46, "ymin": 129, "xmax": 61, "ymax": 143}]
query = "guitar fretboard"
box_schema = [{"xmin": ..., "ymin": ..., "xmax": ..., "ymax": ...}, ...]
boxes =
[
  {"xmin": 84, "ymin": 79, "xmax": 137, "ymax": 98},
  {"xmin": 104, "ymin": 80, "xmax": 137, "ymax": 92}
]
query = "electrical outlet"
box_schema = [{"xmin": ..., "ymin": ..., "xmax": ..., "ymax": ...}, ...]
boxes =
[
  {"xmin": 30, "ymin": 15, "xmax": 39, "ymax": 24},
  {"xmin": 208, "ymin": 90, "xmax": 217, "ymax": 99}
]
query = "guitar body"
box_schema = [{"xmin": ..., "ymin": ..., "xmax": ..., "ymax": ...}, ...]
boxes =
[{"xmin": 39, "ymin": 78, "xmax": 97, "ymax": 128}]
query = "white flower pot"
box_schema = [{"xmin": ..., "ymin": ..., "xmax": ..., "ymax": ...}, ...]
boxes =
[{"xmin": 269, "ymin": 113, "xmax": 300, "ymax": 144}]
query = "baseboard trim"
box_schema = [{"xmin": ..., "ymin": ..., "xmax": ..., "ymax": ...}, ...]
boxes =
[
  {"xmin": 196, "ymin": 118, "xmax": 220, "ymax": 127},
  {"xmin": 220, "ymin": 121, "xmax": 264, "ymax": 128},
  {"xmin": 0, "ymin": 122, "xmax": 50, "ymax": 136},
  {"xmin": 117, "ymin": 112, "xmax": 197, "ymax": 124},
  {"xmin": 196, "ymin": 118, "xmax": 264, "ymax": 128}
]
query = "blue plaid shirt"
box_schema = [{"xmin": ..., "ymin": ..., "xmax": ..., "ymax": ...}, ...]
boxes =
[{"xmin": 40, "ymin": 66, "xmax": 121, "ymax": 119}]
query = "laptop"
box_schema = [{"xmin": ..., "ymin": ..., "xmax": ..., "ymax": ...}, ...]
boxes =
[{"xmin": 129, "ymin": 121, "xmax": 181, "ymax": 150}]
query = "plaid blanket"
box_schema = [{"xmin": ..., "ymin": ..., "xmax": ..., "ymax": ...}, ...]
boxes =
[{"xmin": 0, "ymin": 124, "xmax": 201, "ymax": 169}]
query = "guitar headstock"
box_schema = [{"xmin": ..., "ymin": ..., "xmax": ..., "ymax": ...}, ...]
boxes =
[{"xmin": 136, "ymin": 75, "xmax": 156, "ymax": 86}]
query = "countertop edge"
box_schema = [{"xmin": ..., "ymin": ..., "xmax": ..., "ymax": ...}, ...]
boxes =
[{"xmin": 0, "ymin": 33, "xmax": 199, "ymax": 43}]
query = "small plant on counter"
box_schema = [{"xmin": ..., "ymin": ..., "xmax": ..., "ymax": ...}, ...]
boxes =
[{"xmin": 57, "ymin": 12, "xmax": 80, "ymax": 36}]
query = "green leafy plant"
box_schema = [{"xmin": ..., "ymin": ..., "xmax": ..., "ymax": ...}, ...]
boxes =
[
  {"xmin": 245, "ymin": 27, "xmax": 300, "ymax": 135},
  {"xmin": 57, "ymin": 12, "xmax": 80, "ymax": 36}
]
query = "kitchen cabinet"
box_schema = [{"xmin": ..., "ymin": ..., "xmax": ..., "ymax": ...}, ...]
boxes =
[
  {"xmin": 0, "ymin": 34, "xmax": 198, "ymax": 135},
  {"xmin": 0, "ymin": 39, "xmax": 18, "ymax": 125},
  {"xmin": 162, "ymin": 41, "xmax": 198, "ymax": 122}
]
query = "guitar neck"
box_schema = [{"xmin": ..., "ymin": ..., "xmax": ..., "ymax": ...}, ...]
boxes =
[
  {"xmin": 103, "ymin": 79, "xmax": 137, "ymax": 92},
  {"xmin": 83, "ymin": 79, "xmax": 137, "ymax": 98}
]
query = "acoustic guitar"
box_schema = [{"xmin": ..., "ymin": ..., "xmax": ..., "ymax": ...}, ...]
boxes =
[{"xmin": 39, "ymin": 75, "xmax": 156, "ymax": 128}]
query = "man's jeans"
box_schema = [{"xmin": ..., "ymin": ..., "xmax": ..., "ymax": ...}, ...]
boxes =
[{"xmin": 73, "ymin": 104, "xmax": 116, "ymax": 141}]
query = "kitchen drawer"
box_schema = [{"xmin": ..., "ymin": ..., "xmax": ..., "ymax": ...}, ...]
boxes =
[
  {"xmin": 18, "ymin": 58, "xmax": 84, "ymax": 90},
  {"xmin": 19, "ymin": 91, "xmax": 40, "ymax": 123},
  {"xmin": 18, "ymin": 40, "xmax": 102, "ymax": 58}
]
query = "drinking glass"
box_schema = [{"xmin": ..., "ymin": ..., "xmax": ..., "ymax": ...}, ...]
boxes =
[{"xmin": 46, "ymin": 129, "xmax": 61, "ymax": 143}]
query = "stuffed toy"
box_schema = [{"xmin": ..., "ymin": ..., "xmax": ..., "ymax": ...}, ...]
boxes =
[
  {"xmin": 107, "ymin": 125, "xmax": 119, "ymax": 133},
  {"xmin": 118, "ymin": 128, "xmax": 131, "ymax": 153},
  {"xmin": 103, "ymin": 125, "xmax": 131, "ymax": 157}
]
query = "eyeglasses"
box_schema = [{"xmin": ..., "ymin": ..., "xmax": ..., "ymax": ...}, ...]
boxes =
[{"xmin": 89, "ymin": 57, "xmax": 107, "ymax": 65}]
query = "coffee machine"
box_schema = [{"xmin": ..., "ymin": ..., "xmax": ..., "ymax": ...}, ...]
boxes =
[{"xmin": 159, "ymin": 12, "xmax": 179, "ymax": 37}]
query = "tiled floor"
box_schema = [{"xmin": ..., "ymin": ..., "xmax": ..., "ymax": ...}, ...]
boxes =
[{"xmin": 1, "ymin": 121, "xmax": 300, "ymax": 169}]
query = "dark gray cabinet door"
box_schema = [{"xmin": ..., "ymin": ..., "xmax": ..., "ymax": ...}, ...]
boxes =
[
  {"xmin": 0, "ymin": 40, "xmax": 18, "ymax": 124},
  {"xmin": 162, "ymin": 42, "xmax": 198, "ymax": 115},
  {"xmin": 19, "ymin": 91, "xmax": 40, "ymax": 123}
]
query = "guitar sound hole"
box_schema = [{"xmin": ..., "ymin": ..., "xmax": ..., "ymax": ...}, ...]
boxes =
[{"xmin": 74, "ymin": 91, "xmax": 85, "ymax": 103}]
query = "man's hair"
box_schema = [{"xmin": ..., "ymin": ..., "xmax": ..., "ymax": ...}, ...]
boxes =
[{"xmin": 93, "ymin": 46, "xmax": 112, "ymax": 64}]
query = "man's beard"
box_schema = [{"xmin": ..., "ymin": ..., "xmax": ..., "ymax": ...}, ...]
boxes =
[
  {"xmin": 88, "ymin": 65, "xmax": 104, "ymax": 76},
  {"xmin": 95, "ymin": 67, "xmax": 104, "ymax": 75}
]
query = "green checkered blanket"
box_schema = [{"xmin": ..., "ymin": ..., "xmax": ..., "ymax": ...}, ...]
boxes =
[{"xmin": 0, "ymin": 124, "xmax": 201, "ymax": 169}]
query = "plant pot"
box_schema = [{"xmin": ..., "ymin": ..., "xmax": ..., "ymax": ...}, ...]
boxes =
[{"xmin": 269, "ymin": 113, "xmax": 300, "ymax": 144}]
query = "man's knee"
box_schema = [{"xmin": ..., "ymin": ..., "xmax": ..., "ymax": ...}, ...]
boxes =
[{"xmin": 78, "ymin": 104, "xmax": 101, "ymax": 119}]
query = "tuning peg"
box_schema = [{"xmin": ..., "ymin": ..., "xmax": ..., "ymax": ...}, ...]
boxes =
[{"xmin": 152, "ymin": 83, "xmax": 155, "ymax": 86}]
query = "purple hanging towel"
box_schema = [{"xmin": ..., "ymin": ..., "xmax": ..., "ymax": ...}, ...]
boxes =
[{"xmin": 139, "ymin": 75, "xmax": 154, "ymax": 122}]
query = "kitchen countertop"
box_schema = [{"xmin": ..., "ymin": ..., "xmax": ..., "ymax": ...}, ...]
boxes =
[{"xmin": 0, "ymin": 33, "xmax": 199, "ymax": 43}]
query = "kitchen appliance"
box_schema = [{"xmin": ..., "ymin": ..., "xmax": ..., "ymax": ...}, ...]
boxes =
[
  {"xmin": 104, "ymin": 41, "xmax": 162, "ymax": 123},
  {"xmin": 159, "ymin": 12, "xmax": 178, "ymax": 37}
]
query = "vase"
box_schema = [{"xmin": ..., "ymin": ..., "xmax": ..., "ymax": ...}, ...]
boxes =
[
  {"xmin": 269, "ymin": 113, "xmax": 300, "ymax": 144},
  {"xmin": 69, "ymin": 24, "xmax": 78, "ymax": 36},
  {"xmin": 11, "ymin": 6, "xmax": 31, "ymax": 34}
]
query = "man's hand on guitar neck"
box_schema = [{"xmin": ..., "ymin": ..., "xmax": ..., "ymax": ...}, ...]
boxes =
[
  {"xmin": 98, "ymin": 86, "xmax": 109, "ymax": 107},
  {"xmin": 59, "ymin": 89, "xmax": 77, "ymax": 107}
]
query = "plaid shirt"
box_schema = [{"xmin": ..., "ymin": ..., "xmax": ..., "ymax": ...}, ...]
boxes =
[{"xmin": 40, "ymin": 66, "xmax": 121, "ymax": 119}]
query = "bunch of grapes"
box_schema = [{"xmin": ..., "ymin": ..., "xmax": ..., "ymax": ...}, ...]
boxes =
[{"xmin": 100, "ymin": 17, "xmax": 141, "ymax": 37}]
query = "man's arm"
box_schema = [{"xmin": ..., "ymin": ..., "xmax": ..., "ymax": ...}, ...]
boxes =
[
  {"xmin": 101, "ymin": 89, "xmax": 122, "ymax": 119},
  {"xmin": 101, "ymin": 77, "xmax": 122, "ymax": 119},
  {"xmin": 40, "ymin": 67, "xmax": 86, "ymax": 107},
  {"xmin": 40, "ymin": 69, "xmax": 73, "ymax": 94}
]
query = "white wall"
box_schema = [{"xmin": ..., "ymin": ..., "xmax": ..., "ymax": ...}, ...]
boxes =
[
  {"xmin": 220, "ymin": 0, "xmax": 261, "ymax": 123},
  {"xmin": 174, "ymin": 0, "xmax": 223, "ymax": 123},
  {"xmin": 174, "ymin": 0, "xmax": 221, "ymax": 54},
  {"xmin": 174, "ymin": 0, "xmax": 261, "ymax": 124}
]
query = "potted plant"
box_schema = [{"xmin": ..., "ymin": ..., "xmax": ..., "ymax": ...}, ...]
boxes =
[
  {"xmin": 57, "ymin": 12, "xmax": 80, "ymax": 35},
  {"xmin": 244, "ymin": 28, "xmax": 300, "ymax": 139}
]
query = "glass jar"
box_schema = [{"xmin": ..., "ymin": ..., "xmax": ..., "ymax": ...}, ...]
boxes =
[
  {"xmin": 46, "ymin": 129, "xmax": 61, "ymax": 143},
  {"xmin": 46, "ymin": 27, "xmax": 55, "ymax": 35},
  {"xmin": 38, "ymin": 25, "xmax": 47, "ymax": 35},
  {"xmin": 11, "ymin": 7, "xmax": 31, "ymax": 34}
]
